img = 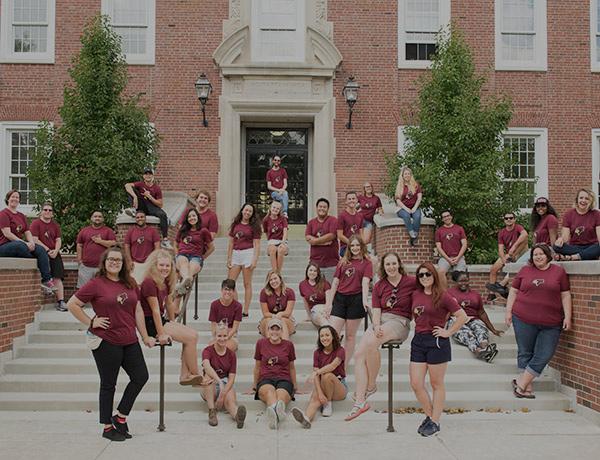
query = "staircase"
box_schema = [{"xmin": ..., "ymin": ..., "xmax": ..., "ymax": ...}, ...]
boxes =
[{"xmin": 0, "ymin": 238, "xmax": 571, "ymax": 413}]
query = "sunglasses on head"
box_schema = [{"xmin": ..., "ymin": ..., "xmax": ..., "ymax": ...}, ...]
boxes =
[{"xmin": 417, "ymin": 272, "xmax": 432, "ymax": 279}]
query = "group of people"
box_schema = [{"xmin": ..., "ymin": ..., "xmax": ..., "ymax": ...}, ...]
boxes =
[{"xmin": 0, "ymin": 158, "xmax": 591, "ymax": 440}]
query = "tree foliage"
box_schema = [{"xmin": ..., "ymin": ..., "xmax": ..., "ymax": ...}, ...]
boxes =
[
  {"xmin": 29, "ymin": 15, "xmax": 159, "ymax": 246},
  {"xmin": 385, "ymin": 27, "xmax": 525, "ymax": 263}
]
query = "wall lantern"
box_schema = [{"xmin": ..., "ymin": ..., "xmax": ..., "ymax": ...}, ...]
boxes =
[
  {"xmin": 194, "ymin": 73, "xmax": 213, "ymax": 127},
  {"xmin": 342, "ymin": 76, "xmax": 360, "ymax": 129}
]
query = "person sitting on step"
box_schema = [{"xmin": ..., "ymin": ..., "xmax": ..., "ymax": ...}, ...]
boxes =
[
  {"xmin": 208, "ymin": 279, "xmax": 243, "ymax": 352},
  {"xmin": 262, "ymin": 200, "xmax": 289, "ymax": 272},
  {"xmin": 299, "ymin": 262, "xmax": 332, "ymax": 328},
  {"xmin": 259, "ymin": 271, "xmax": 296, "ymax": 340}
]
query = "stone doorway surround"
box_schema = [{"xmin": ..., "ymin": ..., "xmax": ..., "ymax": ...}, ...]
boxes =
[{"xmin": 212, "ymin": 0, "xmax": 342, "ymax": 228}]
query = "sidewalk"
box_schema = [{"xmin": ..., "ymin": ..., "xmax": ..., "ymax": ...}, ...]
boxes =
[{"xmin": 1, "ymin": 409, "xmax": 598, "ymax": 460}]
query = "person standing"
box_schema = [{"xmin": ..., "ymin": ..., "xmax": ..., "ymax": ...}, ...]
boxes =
[
  {"xmin": 208, "ymin": 279, "xmax": 243, "ymax": 352},
  {"xmin": 178, "ymin": 190, "xmax": 219, "ymax": 239},
  {"xmin": 263, "ymin": 200, "xmax": 289, "ymax": 272},
  {"xmin": 124, "ymin": 210, "xmax": 160, "ymax": 282},
  {"xmin": 337, "ymin": 191, "xmax": 364, "ymax": 257},
  {"xmin": 357, "ymin": 182, "xmax": 383, "ymax": 245},
  {"xmin": 305, "ymin": 198, "xmax": 339, "ymax": 282},
  {"xmin": 76, "ymin": 211, "xmax": 116, "ymax": 288},
  {"xmin": 0, "ymin": 190, "xmax": 56, "ymax": 293},
  {"xmin": 30, "ymin": 202, "xmax": 66, "ymax": 310},
  {"xmin": 395, "ymin": 166, "xmax": 423, "ymax": 246},
  {"xmin": 435, "ymin": 210, "xmax": 468, "ymax": 276},
  {"xmin": 266, "ymin": 155, "xmax": 289, "ymax": 217},
  {"xmin": 124, "ymin": 168, "xmax": 171, "ymax": 249}
]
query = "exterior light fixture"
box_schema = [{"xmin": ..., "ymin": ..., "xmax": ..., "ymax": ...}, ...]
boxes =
[
  {"xmin": 194, "ymin": 73, "xmax": 213, "ymax": 127},
  {"xmin": 342, "ymin": 76, "xmax": 360, "ymax": 129}
]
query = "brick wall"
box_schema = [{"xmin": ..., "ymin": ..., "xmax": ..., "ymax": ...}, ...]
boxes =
[{"xmin": 374, "ymin": 222, "xmax": 435, "ymax": 265}]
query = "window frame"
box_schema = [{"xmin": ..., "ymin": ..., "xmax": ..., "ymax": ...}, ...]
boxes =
[
  {"xmin": 101, "ymin": 0, "xmax": 155, "ymax": 66},
  {"xmin": 591, "ymin": 0, "xmax": 600, "ymax": 72},
  {"xmin": 591, "ymin": 129, "xmax": 600, "ymax": 206},
  {"xmin": 397, "ymin": 0, "xmax": 451, "ymax": 69},
  {"xmin": 495, "ymin": 0, "xmax": 547, "ymax": 71},
  {"xmin": 0, "ymin": 0, "xmax": 55, "ymax": 64}
]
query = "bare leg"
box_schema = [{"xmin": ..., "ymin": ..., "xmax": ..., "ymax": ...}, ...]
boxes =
[
  {"xmin": 164, "ymin": 322, "xmax": 200, "ymax": 377},
  {"xmin": 224, "ymin": 390, "xmax": 239, "ymax": 419},
  {"xmin": 228, "ymin": 265, "xmax": 242, "ymax": 303},
  {"xmin": 344, "ymin": 319, "xmax": 362, "ymax": 363},
  {"xmin": 201, "ymin": 383, "xmax": 216, "ymax": 409},
  {"xmin": 305, "ymin": 390, "xmax": 323, "ymax": 421},
  {"xmin": 258, "ymin": 385, "xmax": 277, "ymax": 406},
  {"xmin": 428, "ymin": 363, "xmax": 448, "ymax": 423},
  {"xmin": 189, "ymin": 261, "xmax": 202, "ymax": 278},
  {"xmin": 54, "ymin": 278, "xmax": 65, "ymax": 302},
  {"xmin": 241, "ymin": 266, "xmax": 254, "ymax": 315},
  {"xmin": 226, "ymin": 338, "xmax": 239, "ymax": 352},
  {"xmin": 409, "ymin": 362, "xmax": 432, "ymax": 418},
  {"xmin": 321, "ymin": 373, "xmax": 346, "ymax": 401},
  {"xmin": 276, "ymin": 244, "xmax": 288, "ymax": 272},
  {"xmin": 275, "ymin": 388, "xmax": 292, "ymax": 404},
  {"xmin": 267, "ymin": 245, "xmax": 278, "ymax": 272},
  {"xmin": 177, "ymin": 257, "xmax": 190, "ymax": 281},
  {"xmin": 489, "ymin": 258, "xmax": 504, "ymax": 284}
]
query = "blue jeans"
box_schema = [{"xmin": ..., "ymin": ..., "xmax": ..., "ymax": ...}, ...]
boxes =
[
  {"xmin": 553, "ymin": 243, "xmax": 600, "ymax": 260},
  {"xmin": 0, "ymin": 240, "xmax": 52, "ymax": 282},
  {"xmin": 512, "ymin": 315, "xmax": 561, "ymax": 377},
  {"xmin": 270, "ymin": 191, "xmax": 289, "ymax": 214},
  {"xmin": 396, "ymin": 208, "xmax": 421, "ymax": 237}
]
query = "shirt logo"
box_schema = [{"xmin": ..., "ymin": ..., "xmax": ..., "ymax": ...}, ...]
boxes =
[
  {"xmin": 460, "ymin": 300, "xmax": 471, "ymax": 308},
  {"xmin": 116, "ymin": 292, "xmax": 128, "ymax": 305},
  {"xmin": 406, "ymin": 191, "xmax": 414, "ymax": 199},
  {"xmin": 271, "ymin": 225, "xmax": 279, "ymax": 234},
  {"xmin": 344, "ymin": 267, "xmax": 356, "ymax": 278},
  {"xmin": 136, "ymin": 236, "xmax": 145, "ymax": 245},
  {"xmin": 267, "ymin": 356, "xmax": 279, "ymax": 366},
  {"xmin": 183, "ymin": 235, "xmax": 192, "ymax": 244},
  {"xmin": 309, "ymin": 294, "xmax": 317, "ymax": 303},
  {"xmin": 316, "ymin": 230, "xmax": 323, "ymax": 237},
  {"xmin": 446, "ymin": 233, "xmax": 454, "ymax": 240},
  {"xmin": 44, "ymin": 231, "xmax": 51, "ymax": 240},
  {"xmin": 365, "ymin": 202, "xmax": 371, "ymax": 209},
  {"xmin": 234, "ymin": 231, "xmax": 244, "ymax": 240},
  {"xmin": 273, "ymin": 296, "xmax": 283, "ymax": 313},
  {"xmin": 413, "ymin": 305, "xmax": 425, "ymax": 317},
  {"xmin": 218, "ymin": 318, "xmax": 229, "ymax": 328},
  {"xmin": 532, "ymin": 279, "xmax": 545, "ymax": 287},
  {"xmin": 574, "ymin": 226, "xmax": 585, "ymax": 236},
  {"xmin": 16, "ymin": 224, "xmax": 23, "ymax": 233},
  {"xmin": 350, "ymin": 224, "xmax": 359, "ymax": 234}
]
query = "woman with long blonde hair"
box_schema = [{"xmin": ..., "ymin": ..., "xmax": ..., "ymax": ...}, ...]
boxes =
[{"xmin": 395, "ymin": 167, "xmax": 423, "ymax": 246}]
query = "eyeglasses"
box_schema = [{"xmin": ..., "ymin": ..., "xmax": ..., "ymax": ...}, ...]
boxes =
[
  {"xmin": 107, "ymin": 257, "xmax": 123, "ymax": 264},
  {"xmin": 503, "ymin": 216, "xmax": 515, "ymax": 221},
  {"xmin": 417, "ymin": 272, "xmax": 432, "ymax": 279}
]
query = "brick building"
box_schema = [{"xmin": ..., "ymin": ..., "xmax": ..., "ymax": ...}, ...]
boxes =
[{"xmin": 0, "ymin": 0, "xmax": 598, "ymax": 227}]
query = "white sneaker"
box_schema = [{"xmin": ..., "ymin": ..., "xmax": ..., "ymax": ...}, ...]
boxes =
[
  {"xmin": 275, "ymin": 400, "xmax": 286, "ymax": 423},
  {"xmin": 266, "ymin": 405, "xmax": 278, "ymax": 430},
  {"xmin": 160, "ymin": 239, "xmax": 173, "ymax": 250},
  {"xmin": 321, "ymin": 402, "xmax": 333, "ymax": 417},
  {"xmin": 124, "ymin": 207, "xmax": 137, "ymax": 217}
]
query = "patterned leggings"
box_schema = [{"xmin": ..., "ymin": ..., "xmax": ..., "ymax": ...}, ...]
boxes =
[{"xmin": 448, "ymin": 318, "xmax": 489, "ymax": 353}]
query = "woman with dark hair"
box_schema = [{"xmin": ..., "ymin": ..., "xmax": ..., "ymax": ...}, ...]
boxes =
[
  {"xmin": 530, "ymin": 197, "xmax": 559, "ymax": 246},
  {"xmin": 347, "ymin": 252, "xmax": 415, "ymax": 420},
  {"xmin": 67, "ymin": 246, "xmax": 153, "ymax": 441},
  {"xmin": 292, "ymin": 325, "xmax": 347, "ymax": 427},
  {"xmin": 299, "ymin": 263, "xmax": 331, "ymax": 327},
  {"xmin": 174, "ymin": 208, "xmax": 214, "ymax": 295},
  {"xmin": 325, "ymin": 235, "xmax": 373, "ymax": 363},
  {"xmin": 409, "ymin": 261, "xmax": 468, "ymax": 437},
  {"xmin": 227, "ymin": 203, "xmax": 262, "ymax": 317},
  {"xmin": 358, "ymin": 182, "xmax": 383, "ymax": 245},
  {"xmin": 259, "ymin": 271, "xmax": 296, "ymax": 340},
  {"xmin": 506, "ymin": 243, "xmax": 571, "ymax": 399},
  {"xmin": 554, "ymin": 188, "xmax": 600, "ymax": 261}
]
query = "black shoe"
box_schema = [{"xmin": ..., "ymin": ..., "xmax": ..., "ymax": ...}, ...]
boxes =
[
  {"xmin": 486, "ymin": 292, "xmax": 497, "ymax": 302},
  {"xmin": 420, "ymin": 419, "xmax": 440, "ymax": 437},
  {"xmin": 111, "ymin": 415, "xmax": 132, "ymax": 439},
  {"xmin": 55, "ymin": 301, "xmax": 68, "ymax": 312},
  {"xmin": 409, "ymin": 237, "xmax": 415, "ymax": 247},
  {"xmin": 242, "ymin": 312, "xmax": 249, "ymax": 318},
  {"xmin": 498, "ymin": 286, "xmax": 509, "ymax": 299},
  {"xmin": 102, "ymin": 427, "xmax": 127, "ymax": 441},
  {"xmin": 417, "ymin": 416, "xmax": 431, "ymax": 434},
  {"xmin": 486, "ymin": 282, "xmax": 506, "ymax": 295}
]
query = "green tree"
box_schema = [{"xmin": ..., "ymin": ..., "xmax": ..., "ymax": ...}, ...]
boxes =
[
  {"xmin": 29, "ymin": 15, "xmax": 159, "ymax": 246},
  {"xmin": 386, "ymin": 27, "xmax": 525, "ymax": 263}
]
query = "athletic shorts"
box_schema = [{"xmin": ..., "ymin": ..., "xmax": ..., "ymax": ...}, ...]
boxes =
[
  {"xmin": 77, "ymin": 264, "xmax": 98, "ymax": 288},
  {"xmin": 331, "ymin": 292, "xmax": 366, "ymax": 320},
  {"xmin": 255, "ymin": 378, "xmax": 295, "ymax": 400},
  {"xmin": 145, "ymin": 315, "xmax": 168, "ymax": 338},
  {"xmin": 49, "ymin": 254, "xmax": 64, "ymax": 280},
  {"xmin": 410, "ymin": 333, "xmax": 451, "ymax": 364}
]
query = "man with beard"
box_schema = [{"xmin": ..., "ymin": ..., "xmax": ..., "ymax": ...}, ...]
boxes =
[
  {"xmin": 124, "ymin": 210, "xmax": 160, "ymax": 282},
  {"xmin": 76, "ymin": 211, "xmax": 116, "ymax": 288},
  {"xmin": 305, "ymin": 198, "xmax": 339, "ymax": 282}
]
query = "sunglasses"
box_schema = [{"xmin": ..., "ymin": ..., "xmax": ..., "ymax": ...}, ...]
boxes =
[
  {"xmin": 504, "ymin": 216, "xmax": 515, "ymax": 220},
  {"xmin": 417, "ymin": 272, "xmax": 432, "ymax": 279},
  {"xmin": 42, "ymin": 209, "xmax": 53, "ymax": 212}
]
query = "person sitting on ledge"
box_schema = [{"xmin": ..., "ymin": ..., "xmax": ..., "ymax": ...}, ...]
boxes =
[
  {"xmin": 435, "ymin": 209, "xmax": 468, "ymax": 276},
  {"xmin": 447, "ymin": 271, "xmax": 503, "ymax": 363},
  {"xmin": 395, "ymin": 166, "xmax": 423, "ymax": 246},
  {"xmin": 124, "ymin": 167, "xmax": 171, "ymax": 250},
  {"xmin": 553, "ymin": 188, "xmax": 600, "ymax": 261},
  {"xmin": 357, "ymin": 182, "xmax": 383, "ymax": 246},
  {"xmin": 0, "ymin": 189, "xmax": 57, "ymax": 293}
]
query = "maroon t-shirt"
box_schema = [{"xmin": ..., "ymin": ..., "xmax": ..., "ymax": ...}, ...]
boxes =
[
  {"xmin": 435, "ymin": 224, "xmax": 467, "ymax": 258},
  {"xmin": 266, "ymin": 168, "xmax": 288, "ymax": 189},
  {"xmin": 178, "ymin": 208, "xmax": 219, "ymax": 234},
  {"xmin": 0, "ymin": 208, "xmax": 28, "ymax": 245},
  {"xmin": 259, "ymin": 287, "xmax": 296, "ymax": 314},
  {"xmin": 229, "ymin": 223, "xmax": 260, "ymax": 250},
  {"xmin": 76, "ymin": 226, "xmax": 116, "ymax": 268},
  {"xmin": 140, "ymin": 277, "xmax": 168, "ymax": 318},
  {"xmin": 305, "ymin": 216, "xmax": 339, "ymax": 268},
  {"xmin": 412, "ymin": 290, "xmax": 461, "ymax": 334},
  {"xmin": 299, "ymin": 279, "xmax": 331, "ymax": 307},
  {"xmin": 75, "ymin": 277, "xmax": 139, "ymax": 346},
  {"xmin": 202, "ymin": 345, "xmax": 237, "ymax": 379},
  {"xmin": 208, "ymin": 298, "xmax": 243, "ymax": 327},
  {"xmin": 337, "ymin": 210, "xmax": 364, "ymax": 249},
  {"xmin": 534, "ymin": 214, "xmax": 559, "ymax": 245},
  {"xmin": 497, "ymin": 224, "xmax": 525, "ymax": 250},
  {"xmin": 125, "ymin": 225, "xmax": 160, "ymax": 263},
  {"xmin": 334, "ymin": 258, "xmax": 373, "ymax": 295},
  {"xmin": 313, "ymin": 347, "xmax": 346, "ymax": 379},
  {"xmin": 446, "ymin": 287, "xmax": 483, "ymax": 319},
  {"xmin": 400, "ymin": 184, "xmax": 422, "ymax": 209},
  {"xmin": 372, "ymin": 275, "xmax": 417, "ymax": 319},
  {"xmin": 254, "ymin": 338, "xmax": 296, "ymax": 381},
  {"xmin": 562, "ymin": 208, "xmax": 600, "ymax": 246},
  {"xmin": 30, "ymin": 219, "xmax": 61, "ymax": 250},
  {"xmin": 262, "ymin": 215, "xmax": 288, "ymax": 240},
  {"xmin": 177, "ymin": 227, "xmax": 212, "ymax": 256},
  {"xmin": 358, "ymin": 195, "xmax": 382, "ymax": 223},
  {"xmin": 133, "ymin": 181, "xmax": 162, "ymax": 201},
  {"xmin": 512, "ymin": 264, "xmax": 570, "ymax": 327}
]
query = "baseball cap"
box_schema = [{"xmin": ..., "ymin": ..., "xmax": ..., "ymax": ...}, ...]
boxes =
[
  {"xmin": 267, "ymin": 317, "xmax": 283, "ymax": 329},
  {"xmin": 143, "ymin": 167, "xmax": 154, "ymax": 174}
]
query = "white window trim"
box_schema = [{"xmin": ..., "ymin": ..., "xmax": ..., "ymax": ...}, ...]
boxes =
[
  {"xmin": 0, "ymin": 121, "xmax": 44, "ymax": 216},
  {"xmin": 591, "ymin": 130, "xmax": 600, "ymax": 205},
  {"xmin": 591, "ymin": 1, "xmax": 600, "ymax": 72},
  {"xmin": 397, "ymin": 0, "xmax": 451, "ymax": 69},
  {"xmin": 503, "ymin": 127, "xmax": 548, "ymax": 211},
  {"xmin": 397, "ymin": 125, "xmax": 410, "ymax": 155},
  {"xmin": 495, "ymin": 0, "xmax": 547, "ymax": 71},
  {"xmin": 101, "ymin": 0, "xmax": 156, "ymax": 65},
  {"xmin": 0, "ymin": 0, "xmax": 55, "ymax": 64}
]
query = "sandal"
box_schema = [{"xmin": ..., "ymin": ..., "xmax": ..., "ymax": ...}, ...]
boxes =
[
  {"xmin": 344, "ymin": 402, "xmax": 370, "ymax": 421},
  {"xmin": 351, "ymin": 386, "xmax": 377, "ymax": 402}
]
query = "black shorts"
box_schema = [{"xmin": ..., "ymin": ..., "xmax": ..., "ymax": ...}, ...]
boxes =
[
  {"xmin": 331, "ymin": 292, "xmax": 366, "ymax": 320},
  {"xmin": 145, "ymin": 315, "xmax": 168, "ymax": 338},
  {"xmin": 49, "ymin": 254, "xmax": 64, "ymax": 280},
  {"xmin": 254, "ymin": 378, "xmax": 295, "ymax": 401},
  {"xmin": 410, "ymin": 333, "xmax": 452, "ymax": 364}
]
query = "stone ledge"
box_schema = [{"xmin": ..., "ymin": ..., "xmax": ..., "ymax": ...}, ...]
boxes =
[
  {"xmin": 374, "ymin": 193, "xmax": 436, "ymax": 229},
  {"xmin": 115, "ymin": 191, "xmax": 194, "ymax": 226},
  {"xmin": 505, "ymin": 260, "xmax": 600, "ymax": 276},
  {"xmin": 0, "ymin": 258, "xmax": 38, "ymax": 270}
]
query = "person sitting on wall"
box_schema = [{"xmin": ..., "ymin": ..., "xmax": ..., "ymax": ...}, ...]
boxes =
[
  {"xmin": 266, "ymin": 155, "xmax": 289, "ymax": 218},
  {"xmin": 394, "ymin": 166, "xmax": 423, "ymax": 246},
  {"xmin": 124, "ymin": 210, "xmax": 160, "ymax": 282},
  {"xmin": 435, "ymin": 210, "xmax": 468, "ymax": 276},
  {"xmin": 124, "ymin": 167, "xmax": 171, "ymax": 250},
  {"xmin": 178, "ymin": 190, "xmax": 219, "ymax": 239},
  {"xmin": 76, "ymin": 211, "xmax": 117, "ymax": 290},
  {"xmin": 357, "ymin": 182, "xmax": 383, "ymax": 246}
]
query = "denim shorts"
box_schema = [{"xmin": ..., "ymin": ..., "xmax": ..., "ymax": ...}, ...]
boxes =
[
  {"xmin": 176, "ymin": 253, "xmax": 204, "ymax": 266},
  {"xmin": 362, "ymin": 221, "xmax": 374, "ymax": 230}
]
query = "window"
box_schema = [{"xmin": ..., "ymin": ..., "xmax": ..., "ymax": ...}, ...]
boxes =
[
  {"xmin": 591, "ymin": 1, "xmax": 600, "ymax": 71},
  {"xmin": 502, "ymin": 128, "xmax": 548, "ymax": 209},
  {"xmin": 495, "ymin": 0, "xmax": 547, "ymax": 71},
  {"xmin": 251, "ymin": 0, "xmax": 305, "ymax": 63},
  {"xmin": 0, "ymin": 122, "xmax": 41, "ymax": 214},
  {"xmin": 102, "ymin": 0, "xmax": 155, "ymax": 65},
  {"xmin": 591, "ymin": 130, "xmax": 600, "ymax": 204},
  {"xmin": 0, "ymin": 0, "xmax": 55, "ymax": 63},
  {"xmin": 398, "ymin": 0, "xmax": 450, "ymax": 69}
]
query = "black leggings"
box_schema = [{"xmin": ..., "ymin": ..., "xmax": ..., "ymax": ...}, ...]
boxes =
[{"xmin": 92, "ymin": 340, "xmax": 149, "ymax": 424}]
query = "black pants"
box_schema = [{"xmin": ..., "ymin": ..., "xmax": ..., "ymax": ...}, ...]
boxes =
[
  {"xmin": 92, "ymin": 340, "xmax": 149, "ymax": 424},
  {"xmin": 130, "ymin": 190, "xmax": 169, "ymax": 238}
]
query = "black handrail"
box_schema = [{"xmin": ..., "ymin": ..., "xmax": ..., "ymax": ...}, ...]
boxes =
[{"xmin": 193, "ymin": 276, "xmax": 199, "ymax": 320}]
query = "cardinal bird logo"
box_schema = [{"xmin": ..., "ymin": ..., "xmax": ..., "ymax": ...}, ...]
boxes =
[
  {"xmin": 413, "ymin": 306, "xmax": 425, "ymax": 317},
  {"xmin": 350, "ymin": 224, "xmax": 359, "ymax": 234},
  {"xmin": 316, "ymin": 230, "xmax": 323, "ymax": 237},
  {"xmin": 344, "ymin": 267, "xmax": 356, "ymax": 278},
  {"xmin": 271, "ymin": 225, "xmax": 279, "ymax": 234},
  {"xmin": 218, "ymin": 318, "xmax": 229, "ymax": 328},
  {"xmin": 16, "ymin": 224, "xmax": 23, "ymax": 233},
  {"xmin": 365, "ymin": 202, "xmax": 371, "ymax": 209},
  {"xmin": 215, "ymin": 368, "xmax": 224, "ymax": 376},
  {"xmin": 183, "ymin": 236, "xmax": 192, "ymax": 244},
  {"xmin": 532, "ymin": 279, "xmax": 545, "ymax": 287},
  {"xmin": 267, "ymin": 356, "xmax": 279, "ymax": 366},
  {"xmin": 385, "ymin": 297, "xmax": 397, "ymax": 309},
  {"xmin": 460, "ymin": 300, "xmax": 471, "ymax": 308},
  {"xmin": 446, "ymin": 233, "xmax": 454, "ymax": 240},
  {"xmin": 574, "ymin": 226, "xmax": 585, "ymax": 236},
  {"xmin": 234, "ymin": 231, "xmax": 244, "ymax": 240},
  {"xmin": 309, "ymin": 294, "xmax": 317, "ymax": 303},
  {"xmin": 116, "ymin": 292, "xmax": 128, "ymax": 305},
  {"xmin": 406, "ymin": 191, "xmax": 414, "ymax": 199},
  {"xmin": 136, "ymin": 236, "xmax": 145, "ymax": 245}
]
